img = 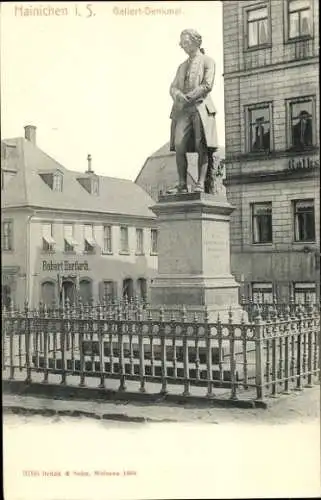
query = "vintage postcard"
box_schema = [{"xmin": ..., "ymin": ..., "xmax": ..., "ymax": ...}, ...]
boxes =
[{"xmin": 1, "ymin": 1, "xmax": 320, "ymax": 499}]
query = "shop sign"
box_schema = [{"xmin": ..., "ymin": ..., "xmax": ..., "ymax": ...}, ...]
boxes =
[
  {"xmin": 42, "ymin": 260, "xmax": 89, "ymax": 272},
  {"xmin": 288, "ymin": 157, "xmax": 319, "ymax": 171}
]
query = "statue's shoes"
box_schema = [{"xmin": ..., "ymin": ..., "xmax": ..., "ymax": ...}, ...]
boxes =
[
  {"xmin": 165, "ymin": 185, "xmax": 188, "ymax": 194},
  {"xmin": 176, "ymin": 185, "xmax": 188, "ymax": 194},
  {"xmin": 193, "ymin": 183, "xmax": 204, "ymax": 193}
]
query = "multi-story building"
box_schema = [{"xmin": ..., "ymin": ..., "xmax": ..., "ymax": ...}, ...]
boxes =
[
  {"xmin": 223, "ymin": 0, "xmax": 320, "ymax": 303},
  {"xmin": 1, "ymin": 126, "xmax": 158, "ymax": 308}
]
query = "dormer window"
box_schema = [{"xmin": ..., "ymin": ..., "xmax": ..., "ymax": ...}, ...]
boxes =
[
  {"xmin": 76, "ymin": 154, "xmax": 99, "ymax": 195},
  {"xmin": 77, "ymin": 175, "xmax": 99, "ymax": 195},
  {"xmin": 39, "ymin": 169, "xmax": 64, "ymax": 191},
  {"xmin": 53, "ymin": 172, "xmax": 63, "ymax": 192},
  {"xmin": 92, "ymin": 177, "xmax": 99, "ymax": 195}
]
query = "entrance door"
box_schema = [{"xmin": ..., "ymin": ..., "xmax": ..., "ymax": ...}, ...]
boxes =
[{"xmin": 61, "ymin": 280, "xmax": 76, "ymax": 305}]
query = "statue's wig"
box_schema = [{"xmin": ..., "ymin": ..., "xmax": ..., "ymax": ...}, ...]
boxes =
[
  {"xmin": 180, "ymin": 29, "xmax": 204, "ymax": 53},
  {"xmin": 180, "ymin": 29, "xmax": 202, "ymax": 47}
]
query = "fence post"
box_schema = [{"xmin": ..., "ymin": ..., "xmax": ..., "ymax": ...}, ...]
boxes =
[
  {"xmin": 306, "ymin": 300, "xmax": 314, "ymax": 388},
  {"xmin": 205, "ymin": 307, "xmax": 213, "ymax": 398},
  {"xmin": 24, "ymin": 301, "xmax": 32, "ymax": 384},
  {"xmin": 138, "ymin": 302, "xmax": 146, "ymax": 393},
  {"xmin": 78, "ymin": 301, "xmax": 86, "ymax": 388},
  {"xmin": 228, "ymin": 308, "xmax": 238, "ymax": 400},
  {"xmin": 8, "ymin": 303, "xmax": 15, "ymax": 381},
  {"xmin": 118, "ymin": 306, "xmax": 126, "ymax": 392},
  {"xmin": 181, "ymin": 306, "xmax": 190, "ymax": 397},
  {"xmin": 60, "ymin": 299, "xmax": 68, "ymax": 385},
  {"xmin": 241, "ymin": 312, "xmax": 248, "ymax": 390},
  {"xmin": 254, "ymin": 309, "xmax": 265, "ymax": 401},
  {"xmin": 42, "ymin": 303, "xmax": 49, "ymax": 384},
  {"xmin": 159, "ymin": 307, "xmax": 168, "ymax": 396},
  {"xmin": 283, "ymin": 306, "xmax": 291, "ymax": 394},
  {"xmin": 295, "ymin": 304, "xmax": 303, "ymax": 391}
]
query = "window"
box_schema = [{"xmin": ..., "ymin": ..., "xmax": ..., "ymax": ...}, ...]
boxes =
[
  {"xmin": 64, "ymin": 224, "xmax": 77, "ymax": 252},
  {"xmin": 246, "ymin": 6, "xmax": 269, "ymax": 48},
  {"xmin": 100, "ymin": 280, "xmax": 116, "ymax": 303},
  {"xmin": 42, "ymin": 223, "xmax": 55, "ymax": 252},
  {"xmin": 137, "ymin": 278, "xmax": 147, "ymax": 301},
  {"xmin": 288, "ymin": 0, "xmax": 312, "ymax": 39},
  {"xmin": 120, "ymin": 226, "xmax": 129, "ymax": 253},
  {"xmin": 293, "ymin": 282, "xmax": 316, "ymax": 304},
  {"xmin": 41, "ymin": 281, "xmax": 56, "ymax": 306},
  {"xmin": 52, "ymin": 173, "xmax": 63, "ymax": 192},
  {"xmin": 294, "ymin": 199, "xmax": 315, "ymax": 242},
  {"xmin": 122, "ymin": 278, "xmax": 134, "ymax": 300},
  {"xmin": 287, "ymin": 97, "xmax": 314, "ymax": 150},
  {"xmin": 103, "ymin": 225, "xmax": 112, "ymax": 253},
  {"xmin": 2, "ymin": 220, "xmax": 13, "ymax": 250},
  {"xmin": 84, "ymin": 224, "xmax": 96, "ymax": 253},
  {"xmin": 150, "ymin": 229, "xmax": 158, "ymax": 254},
  {"xmin": 247, "ymin": 104, "xmax": 271, "ymax": 152},
  {"xmin": 92, "ymin": 178, "xmax": 99, "ymax": 195},
  {"xmin": 136, "ymin": 228, "xmax": 144, "ymax": 254},
  {"xmin": 252, "ymin": 203, "xmax": 272, "ymax": 244},
  {"xmin": 79, "ymin": 279, "xmax": 92, "ymax": 304},
  {"xmin": 2, "ymin": 285, "xmax": 12, "ymax": 309},
  {"xmin": 252, "ymin": 283, "xmax": 273, "ymax": 303}
]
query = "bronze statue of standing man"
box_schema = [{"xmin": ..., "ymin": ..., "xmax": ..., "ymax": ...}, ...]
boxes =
[{"xmin": 169, "ymin": 29, "xmax": 218, "ymax": 193}]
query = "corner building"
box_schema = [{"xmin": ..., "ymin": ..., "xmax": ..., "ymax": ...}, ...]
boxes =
[
  {"xmin": 223, "ymin": 0, "xmax": 320, "ymax": 303},
  {"xmin": 1, "ymin": 126, "xmax": 158, "ymax": 308}
]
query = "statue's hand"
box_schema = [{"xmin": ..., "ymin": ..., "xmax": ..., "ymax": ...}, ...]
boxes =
[{"xmin": 176, "ymin": 91, "xmax": 189, "ymax": 104}]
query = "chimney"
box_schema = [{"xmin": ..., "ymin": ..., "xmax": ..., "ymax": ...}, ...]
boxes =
[
  {"xmin": 86, "ymin": 153, "xmax": 94, "ymax": 174},
  {"xmin": 24, "ymin": 125, "xmax": 37, "ymax": 145}
]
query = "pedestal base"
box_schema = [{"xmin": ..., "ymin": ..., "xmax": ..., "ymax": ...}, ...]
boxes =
[
  {"xmin": 150, "ymin": 192, "xmax": 246, "ymax": 323},
  {"xmin": 150, "ymin": 274, "xmax": 245, "ymax": 322}
]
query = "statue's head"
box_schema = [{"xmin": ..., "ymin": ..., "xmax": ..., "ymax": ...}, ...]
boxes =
[{"xmin": 179, "ymin": 29, "xmax": 204, "ymax": 55}]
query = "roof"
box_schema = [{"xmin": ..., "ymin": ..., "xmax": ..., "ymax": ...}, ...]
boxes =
[
  {"xmin": 135, "ymin": 141, "xmax": 225, "ymax": 201},
  {"xmin": 1, "ymin": 137, "xmax": 156, "ymax": 218}
]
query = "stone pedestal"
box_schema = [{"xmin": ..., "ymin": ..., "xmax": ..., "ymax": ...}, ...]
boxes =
[{"xmin": 150, "ymin": 192, "xmax": 245, "ymax": 322}]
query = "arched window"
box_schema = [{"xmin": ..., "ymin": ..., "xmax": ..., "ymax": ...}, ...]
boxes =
[
  {"xmin": 79, "ymin": 279, "xmax": 93, "ymax": 304},
  {"xmin": 100, "ymin": 280, "xmax": 116, "ymax": 303},
  {"xmin": 61, "ymin": 280, "xmax": 76, "ymax": 305},
  {"xmin": 122, "ymin": 278, "xmax": 134, "ymax": 300},
  {"xmin": 41, "ymin": 281, "xmax": 56, "ymax": 306},
  {"xmin": 2, "ymin": 285, "xmax": 12, "ymax": 309},
  {"xmin": 137, "ymin": 278, "xmax": 147, "ymax": 301}
]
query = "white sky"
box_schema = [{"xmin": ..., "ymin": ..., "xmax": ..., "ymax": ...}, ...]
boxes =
[{"xmin": 1, "ymin": 1, "xmax": 224, "ymax": 181}]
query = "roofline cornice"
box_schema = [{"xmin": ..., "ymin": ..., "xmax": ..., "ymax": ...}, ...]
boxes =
[{"xmin": 1, "ymin": 204, "xmax": 157, "ymax": 220}]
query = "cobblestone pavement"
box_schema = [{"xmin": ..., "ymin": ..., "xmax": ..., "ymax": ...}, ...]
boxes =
[{"xmin": 3, "ymin": 384, "xmax": 320, "ymax": 424}]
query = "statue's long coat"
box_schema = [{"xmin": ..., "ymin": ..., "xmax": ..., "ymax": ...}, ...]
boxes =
[{"xmin": 169, "ymin": 53, "xmax": 218, "ymax": 152}]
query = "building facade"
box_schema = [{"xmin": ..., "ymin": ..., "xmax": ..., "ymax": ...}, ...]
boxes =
[
  {"xmin": 223, "ymin": 0, "xmax": 320, "ymax": 303},
  {"xmin": 1, "ymin": 126, "xmax": 158, "ymax": 308}
]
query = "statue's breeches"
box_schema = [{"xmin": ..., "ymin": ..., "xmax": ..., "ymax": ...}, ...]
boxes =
[
  {"xmin": 172, "ymin": 108, "xmax": 206, "ymax": 154},
  {"xmin": 170, "ymin": 103, "xmax": 218, "ymax": 153}
]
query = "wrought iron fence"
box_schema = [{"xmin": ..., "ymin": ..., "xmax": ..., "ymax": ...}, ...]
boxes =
[
  {"xmin": 2, "ymin": 298, "xmax": 320, "ymax": 404},
  {"xmin": 239, "ymin": 296, "xmax": 319, "ymax": 322}
]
